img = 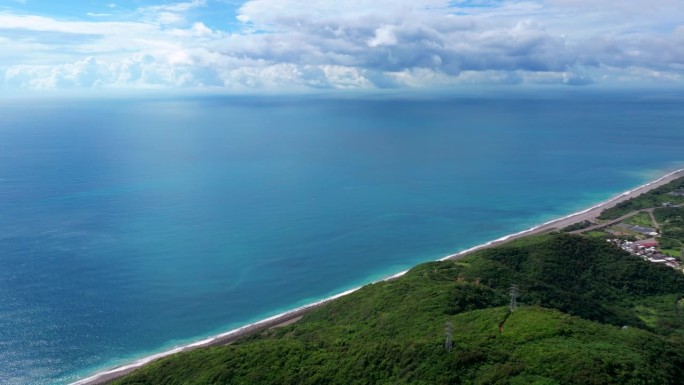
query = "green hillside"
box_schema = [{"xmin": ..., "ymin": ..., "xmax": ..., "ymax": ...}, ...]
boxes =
[{"xmin": 114, "ymin": 234, "xmax": 684, "ymax": 385}]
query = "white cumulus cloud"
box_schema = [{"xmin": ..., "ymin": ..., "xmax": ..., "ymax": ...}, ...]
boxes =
[{"xmin": 1, "ymin": 0, "xmax": 683, "ymax": 91}]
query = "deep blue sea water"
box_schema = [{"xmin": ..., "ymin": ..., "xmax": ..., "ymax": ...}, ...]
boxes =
[{"xmin": 1, "ymin": 93, "xmax": 683, "ymax": 385}]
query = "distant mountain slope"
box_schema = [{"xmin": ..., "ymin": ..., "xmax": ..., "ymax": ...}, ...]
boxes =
[{"xmin": 114, "ymin": 234, "xmax": 684, "ymax": 385}]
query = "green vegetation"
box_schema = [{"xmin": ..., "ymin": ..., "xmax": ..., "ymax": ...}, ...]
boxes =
[
  {"xmin": 599, "ymin": 177, "xmax": 684, "ymax": 220},
  {"xmin": 561, "ymin": 220, "xmax": 592, "ymax": 232},
  {"xmin": 654, "ymin": 207, "xmax": 684, "ymax": 241},
  {"xmin": 584, "ymin": 230, "xmax": 609, "ymax": 239},
  {"xmin": 114, "ymin": 234, "xmax": 684, "ymax": 385},
  {"xmin": 633, "ymin": 294, "xmax": 684, "ymax": 338},
  {"xmin": 659, "ymin": 237, "xmax": 682, "ymax": 259},
  {"xmin": 603, "ymin": 225, "xmax": 639, "ymax": 238},
  {"xmin": 661, "ymin": 249, "xmax": 682, "ymax": 259},
  {"xmin": 658, "ymin": 237, "xmax": 681, "ymax": 251},
  {"xmin": 594, "ymin": 177, "xmax": 684, "ymax": 261},
  {"xmin": 651, "ymin": 207, "xmax": 684, "ymax": 260},
  {"xmin": 623, "ymin": 212, "xmax": 654, "ymax": 228}
]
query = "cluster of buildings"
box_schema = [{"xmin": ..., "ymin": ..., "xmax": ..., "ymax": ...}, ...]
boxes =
[{"xmin": 608, "ymin": 239, "xmax": 681, "ymax": 270}]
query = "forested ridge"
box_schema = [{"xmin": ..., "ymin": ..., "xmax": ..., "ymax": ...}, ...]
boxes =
[{"xmin": 114, "ymin": 234, "xmax": 684, "ymax": 385}]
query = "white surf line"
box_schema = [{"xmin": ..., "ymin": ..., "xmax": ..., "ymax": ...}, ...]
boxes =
[
  {"xmin": 439, "ymin": 168, "xmax": 684, "ymax": 261},
  {"xmin": 71, "ymin": 288, "xmax": 362, "ymax": 385},
  {"xmin": 72, "ymin": 168, "xmax": 684, "ymax": 385}
]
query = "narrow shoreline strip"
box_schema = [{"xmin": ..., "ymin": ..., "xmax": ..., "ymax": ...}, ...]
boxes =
[{"xmin": 71, "ymin": 168, "xmax": 684, "ymax": 385}]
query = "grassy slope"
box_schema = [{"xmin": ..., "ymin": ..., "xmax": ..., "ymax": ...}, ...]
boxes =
[
  {"xmin": 623, "ymin": 212, "xmax": 654, "ymax": 228},
  {"xmin": 114, "ymin": 234, "xmax": 684, "ymax": 385}
]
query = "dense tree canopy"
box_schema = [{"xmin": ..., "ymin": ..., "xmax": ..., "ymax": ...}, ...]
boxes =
[{"xmin": 114, "ymin": 234, "xmax": 684, "ymax": 385}]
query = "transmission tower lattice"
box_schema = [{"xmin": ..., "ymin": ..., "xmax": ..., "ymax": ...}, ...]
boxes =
[
  {"xmin": 444, "ymin": 322, "xmax": 454, "ymax": 352},
  {"xmin": 509, "ymin": 284, "xmax": 519, "ymax": 312}
]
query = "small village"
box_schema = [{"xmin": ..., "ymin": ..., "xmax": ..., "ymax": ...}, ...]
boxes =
[
  {"xmin": 578, "ymin": 189, "xmax": 684, "ymax": 272},
  {"xmin": 607, "ymin": 238, "xmax": 681, "ymax": 269}
]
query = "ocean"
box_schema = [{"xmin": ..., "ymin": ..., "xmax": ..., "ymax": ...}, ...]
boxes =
[{"xmin": 1, "ymin": 92, "xmax": 683, "ymax": 385}]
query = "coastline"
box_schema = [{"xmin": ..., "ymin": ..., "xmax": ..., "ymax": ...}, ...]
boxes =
[
  {"xmin": 440, "ymin": 168, "xmax": 684, "ymax": 261},
  {"xmin": 72, "ymin": 168, "xmax": 684, "ymax": 385}
]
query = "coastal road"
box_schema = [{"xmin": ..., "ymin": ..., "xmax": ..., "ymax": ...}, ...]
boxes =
[{"xmin": 570, "ymin": 208, "xmax": 656, "ymax": 235}]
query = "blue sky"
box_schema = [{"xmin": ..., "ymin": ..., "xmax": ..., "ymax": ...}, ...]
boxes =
[{"xmin": 1, "ymin": 0, "xmax": 683, "ymax": 91}]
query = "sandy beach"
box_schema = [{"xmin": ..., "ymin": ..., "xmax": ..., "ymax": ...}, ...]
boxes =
[
  {"xmin": 72, "ymin": 168, "xmax": 684, "ymax": 385},
  {"xmin": 440, "ymin": 168, "xmax": 684, "ymax": 261}
]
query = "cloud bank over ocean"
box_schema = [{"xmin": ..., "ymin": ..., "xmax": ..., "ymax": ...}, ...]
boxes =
[{"xmin": 1, "ymin": 0, "xmax": 683, "ymax": 91}]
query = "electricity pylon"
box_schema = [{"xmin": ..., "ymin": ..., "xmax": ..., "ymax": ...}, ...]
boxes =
[
  {"xmin": 509, "ymin": 284, "xmax": 519, "ymax": 312},
  {"xmin": 445, "ymin": 322, "xmax": 454, "ymax": 352}
]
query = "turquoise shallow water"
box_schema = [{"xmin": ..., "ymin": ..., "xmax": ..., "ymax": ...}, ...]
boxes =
[{"xmin": 1, "ymin": 93, "xmax": 683, "ymax": 384}]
